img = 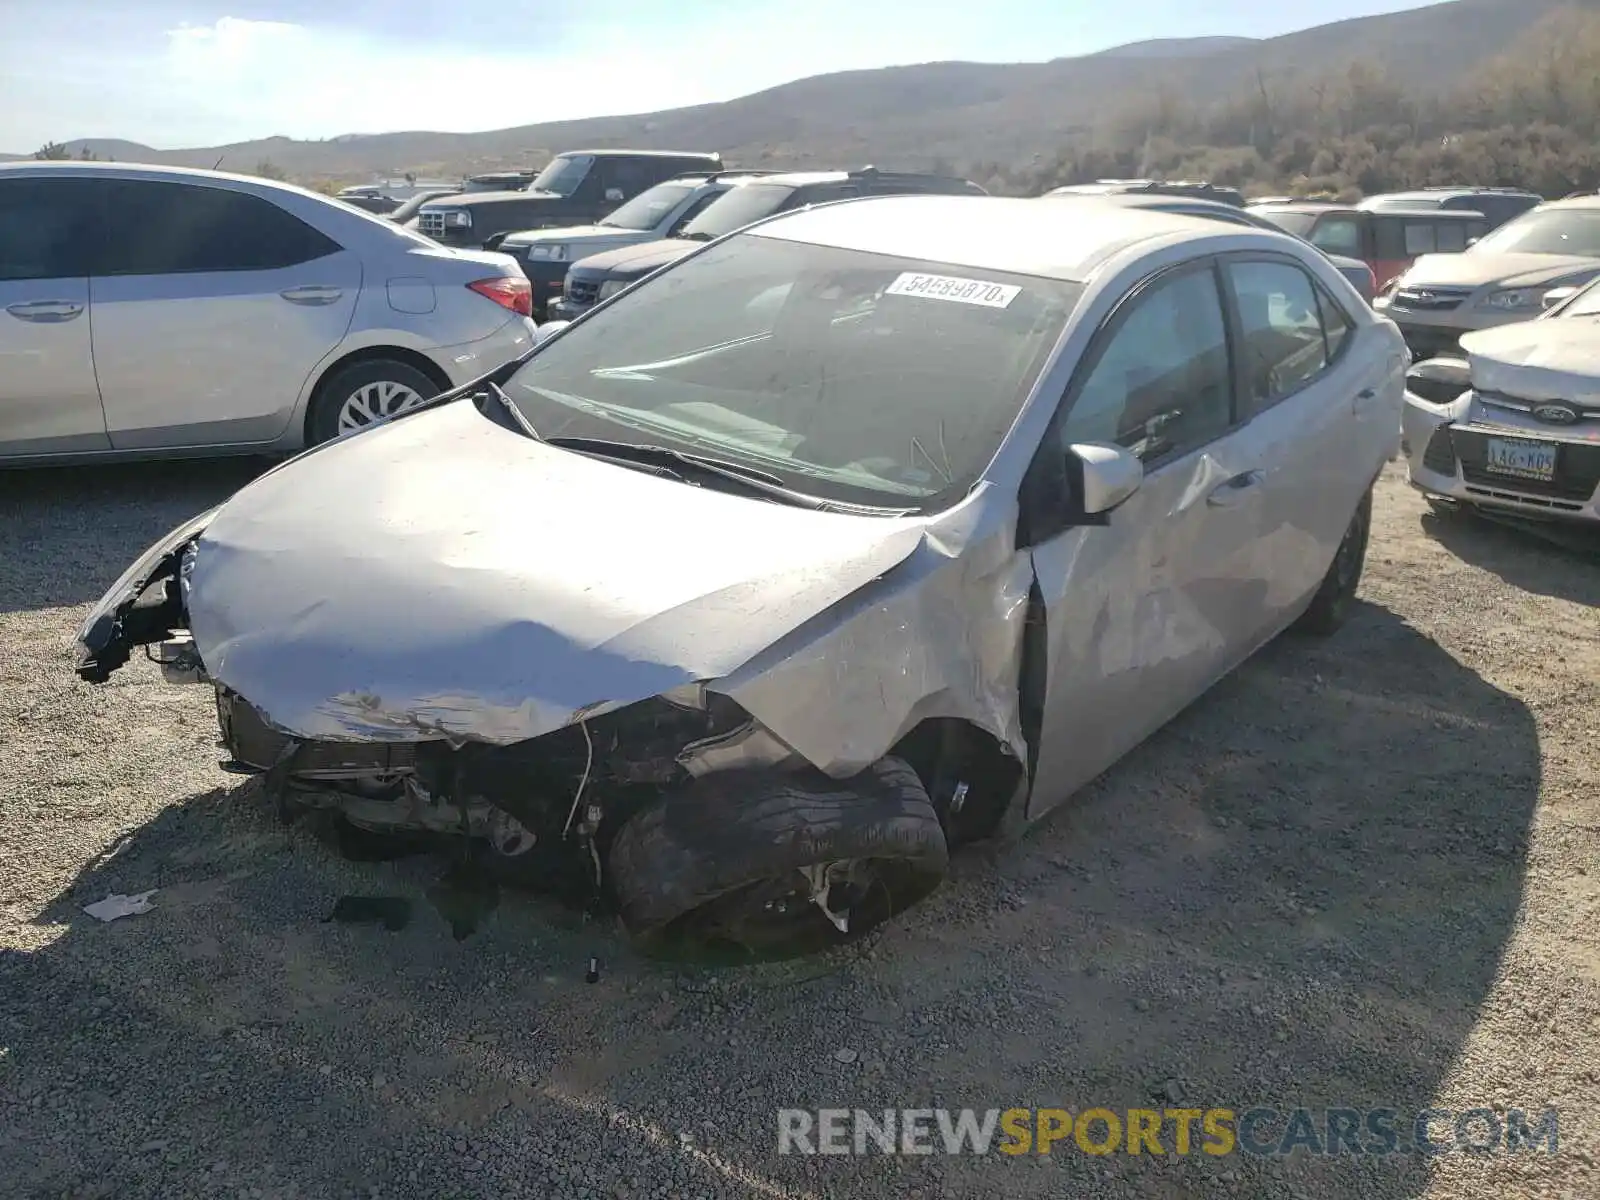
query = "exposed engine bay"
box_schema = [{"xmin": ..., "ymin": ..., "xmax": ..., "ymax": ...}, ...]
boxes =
[{"xmin": 217, "ymin": 684, "xmax": 795, "ymax": 889}]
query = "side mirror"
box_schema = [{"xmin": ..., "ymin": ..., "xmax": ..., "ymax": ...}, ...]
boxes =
[
  {"xmin": 604, "ymin": 187, "xmax": 625, "ymax": 203},
  {"xmin": 534, "ymin": 320, "xmax": 569, "ymax": 346},
  {"xmin": 1070, "ymin": 442, "xmax": 1143, "ymax": 516},
  {"xmin": 1542, "ymin": 286, "xmax": 1577, "ymax": 311}
]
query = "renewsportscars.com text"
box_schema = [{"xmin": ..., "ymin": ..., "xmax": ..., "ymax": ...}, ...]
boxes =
[{"xmin": 777, "ymin": 1106, "xmax": 1560, "ymax": 1157}]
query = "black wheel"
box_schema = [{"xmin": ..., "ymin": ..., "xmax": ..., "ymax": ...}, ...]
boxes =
[
  {"xmin": 608, "ymin": 757, "xmax": 948, "ymax": 962},
  {"xmin": 1295, "ymin": 489, "xmax": 1372, "ymax": 636},
  {"xmin": 308, "ymin": 359, "xmax": 441, "ymax": 445}
]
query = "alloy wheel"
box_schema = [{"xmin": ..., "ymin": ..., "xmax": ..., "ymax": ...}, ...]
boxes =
[{"xmin": 336, "ymin": 380, "xmax": 427, "ymax": 435}]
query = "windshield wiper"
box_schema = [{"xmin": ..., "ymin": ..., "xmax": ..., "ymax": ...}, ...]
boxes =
[
  {"xmin": 678, "ymin": 231, "xmax": 715, "ymax": 242},
  {"xmin": 478, "ymin": 382, "xmax": 543, "ymax": 441},
  {"xmin": 544, "ymin": 436, "xmax": 830, "ymax": 509}
]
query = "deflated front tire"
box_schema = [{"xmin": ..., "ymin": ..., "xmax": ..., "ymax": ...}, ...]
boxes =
[{"xmin": 607, "ymin": 756, "xmax": 949, "ymax": 962}]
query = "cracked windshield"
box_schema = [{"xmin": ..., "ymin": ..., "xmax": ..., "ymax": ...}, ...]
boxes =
[{"xmin": 4, "ymin": 0, "xmax": 1596, "ymax": 1198}]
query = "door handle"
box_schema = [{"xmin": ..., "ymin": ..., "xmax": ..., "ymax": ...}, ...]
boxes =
[
  {"xmin": 1356, "ymin": 387, "xmax": 1377, "ymax": 400},
  {"xmin": 279, "ymin": 285, "xmax": 344, "ymax": 306},
  {"xmin": 6, "ymin": 299, "xmax": 84, "ymax": 323},
  {"xmin": 1206, "ymin": 470, "xmax": 1265, "ymax": 508}
]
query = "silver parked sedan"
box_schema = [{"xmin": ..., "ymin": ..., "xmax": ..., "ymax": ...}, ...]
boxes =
[
  {"xmin": 77, "ymin": 196, "xmax": 1404, "ymax": 958},
  {"xmin": 0, "ymin": 162, "xmax": 537, "ymax": 464}
]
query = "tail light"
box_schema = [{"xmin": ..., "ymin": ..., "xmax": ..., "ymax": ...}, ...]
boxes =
[{"xmin": 467, "ymin": 276, "xmax": 532, "ymax": 317}]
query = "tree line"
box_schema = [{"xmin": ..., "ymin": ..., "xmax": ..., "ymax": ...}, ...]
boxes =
[{"xmin": 969, "ymin": 7, "xmax": 1600, "ymax": 200}]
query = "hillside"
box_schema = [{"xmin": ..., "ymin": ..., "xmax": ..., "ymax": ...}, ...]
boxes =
[
  {"xmin": 1088, "ymin": 36, "xmax": 1259, "ymax": 59},
  {"xmin": 9, "ymin": 0, "xmax": 1597, "ymax": 183}
]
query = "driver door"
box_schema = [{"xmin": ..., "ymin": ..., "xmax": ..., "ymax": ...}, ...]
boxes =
[{"xmin": 1023, "ymin": 259, "xmax": 1278, "ymax": 818}]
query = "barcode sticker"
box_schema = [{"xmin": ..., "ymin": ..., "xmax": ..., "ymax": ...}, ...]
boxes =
[{"xmin": 884, "ymin": 272, "xmax": 1020, "ymax": 308}]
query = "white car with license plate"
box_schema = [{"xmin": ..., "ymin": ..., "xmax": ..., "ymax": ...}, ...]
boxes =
[
  {"xmin": 0, "ymin": 162, "xmax": 537, "ymax": 464},
  {"xmin": 1401, "ymin": 275, "xmax": 1600, "ymax": 525}
]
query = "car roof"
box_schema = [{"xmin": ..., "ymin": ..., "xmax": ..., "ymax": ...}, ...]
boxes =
[
  {"xmin": 1066, "ymin": 193, "xmax": 1247, "ymax": 216},
  {"xmin": 1368, "ymin": 205, "xmax": 1488, "ymax": 219},
  {"xmin": 1364, "ymin": 188, "xmax": 1538, "ymax": 202},
  {"xmin": 748, "ymin": 194, "xmax": 1278, "ymax": 282},
  {"xmin": 560, "ymin": 148, "xmax": 720, "ymax": 160},
  {"xmin": 0, "ymin": 159, "xmax": 334, "ymax": 204},
  {"xmin": 1537, "ymin": 194, "xmax": 1600, "ymax": 210}
]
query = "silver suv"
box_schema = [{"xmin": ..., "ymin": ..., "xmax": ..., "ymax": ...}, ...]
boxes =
[
  {"xmin": 0, "ymin": 162, "xmax": 537, "ymax": 463},
  {"xmin": 1376, "ymin": 195, "xmax": 1600, "ymax": 359}
]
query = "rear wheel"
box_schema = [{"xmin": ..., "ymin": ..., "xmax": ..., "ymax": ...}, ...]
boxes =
[
  {"xmin": 1295, "ymin": 489, "xmax": 1372, "ymax": 636},
  {"xmin": 608, "ymin": 757, "xmax": 948, "ymax": 962},
  {"xmin": 308, "ymin": 359, "xmax": 441, "ymax": 445}
]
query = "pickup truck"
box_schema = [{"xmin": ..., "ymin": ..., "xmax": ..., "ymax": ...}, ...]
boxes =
[{"xmin": 414, "ymin": 149, "xmax": 722, "ymax": 250}]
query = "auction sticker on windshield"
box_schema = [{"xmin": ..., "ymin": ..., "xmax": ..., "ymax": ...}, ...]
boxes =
[{"xmin": 885, "ymin": 272, "xmax": 1021, "ymax": 308}]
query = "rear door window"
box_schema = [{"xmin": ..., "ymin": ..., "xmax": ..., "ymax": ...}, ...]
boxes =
[
  {"xmin": 1434, "ymin": 221, "xmax": 1469, "ymax": 253},
  {"xmin": 1373, "ymin": 218, "xmax": 1407, "ymax": 260},
  {"xmin": 0, "ymin": 178, "xmax": 99, "ymax": 280},
  {"xmin": 1403, "ymin": 222, "xmax": 1438, "ymax": 256},
  {"xmin": 99, "ymin": 181, "xmax": 340, "ymax": 276}
]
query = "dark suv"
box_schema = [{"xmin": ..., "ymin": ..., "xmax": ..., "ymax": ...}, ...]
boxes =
[
  {"xmin": 1357, "ymin": 187, "xmax": 1541, "ymax": 231},
  {"xmin": 1044, "ymin": 179, "xmax": 1247, "ymax": 208},
  {"xmin": 415, "ymin": 149, "xmax": 722, "ymax": 250},
  {"xmin": 549, "ymin": 167, "xmax": 987, "ymax": 320}
]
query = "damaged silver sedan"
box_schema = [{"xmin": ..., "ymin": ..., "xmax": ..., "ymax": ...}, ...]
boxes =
[{"xmin": 77, "ymin": 196, "xmax": 1405, "ymax": 958}]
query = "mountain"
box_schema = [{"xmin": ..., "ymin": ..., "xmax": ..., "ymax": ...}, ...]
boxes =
[
  {"xmin": 1089, "ymin": 36, "xmax": 1259, "ymax": 59},
  {"xmin": 7, "ymin": 0, "xmax": 1592, "ymax": 181}
]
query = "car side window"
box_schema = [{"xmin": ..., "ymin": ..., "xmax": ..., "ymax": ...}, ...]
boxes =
[
  {"xmin": 1373, "ymin": 219, "xmax": 1407, "ymax": 260},
  {"xmin": 784, "ymin": 184, "xmax": 858, "ymax": 210},
  {"xmin": 0, "ymin": 179, "xmax": 98, "ymax": 281},
  {"xmin": 1309, "ymin": 217, "xmax": 1361, "ymax": 257},
  {"xmin": 98, "ymin": 181, "xmax": 340, "ymax": 276},
  {"xmin": 1316, "ymin": 284, "xmax": 1354, "ymax": 360},
  {"xmin": 1227, "ymin": 260, "xmax": 1332, "ymax": 410},
  {"xmin": 602, "ymin": 159, "xmax": 656, "ymax": 199},
  {"xmin": 666, "ymin": 192, "xmax": 721, "ymax": 234},
  {"xmin": 1058, "ymin": 264, "xmax": 1233, "ymax": 464},
  {"xmin": 1434, "ymin": 221, "xmax": 1468, "ymax": 252},
  {"xmin": 1403, "ymin": 222, "xmax": 1437, "ymax": 256}
]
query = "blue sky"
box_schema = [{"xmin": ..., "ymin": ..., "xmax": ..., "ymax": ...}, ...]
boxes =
[{"xmin": 0, "ymin": 0, "xmax": 1445, "ymax": 151}]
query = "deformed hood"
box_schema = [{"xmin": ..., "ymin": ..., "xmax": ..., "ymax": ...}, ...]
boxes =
[
  {"xmin": 1403, "ymin": 251, "xmax": 1600, "ymax": 290},
  {"xmin": 184, "ymin": 400, "xmax": 928, "ymax": 745},
  {"xmin": 1462, "ymin": 317, "xmax": 1600, "ymax": 401}
]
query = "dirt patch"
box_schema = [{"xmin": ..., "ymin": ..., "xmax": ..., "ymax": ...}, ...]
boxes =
[{"xmin": 0, "ymin": 460, "xmax": 1596, "ymax": 1199}]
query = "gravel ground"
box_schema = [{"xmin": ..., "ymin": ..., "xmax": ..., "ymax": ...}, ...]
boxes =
[{"xmin": 1, "ymin": 460, "xmax": 1597, "ymax": 1200}]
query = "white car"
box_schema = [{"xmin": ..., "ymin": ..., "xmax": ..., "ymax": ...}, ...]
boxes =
[
  {"xmin": 1402, "ymin": 275, "xmax": 1600, "ymax": 525},
  {"xmin": 79, "ymin": 196, "xmax": 1404, "ymax": 957},
  {"xmin": 0, "ymin": 162, "xmax": 538, "ymax": 464}
]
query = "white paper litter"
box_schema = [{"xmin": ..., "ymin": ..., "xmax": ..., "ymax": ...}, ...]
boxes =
[{"xmin": 82, "ymin": 890, "xmax": 158, "ymax": 922}]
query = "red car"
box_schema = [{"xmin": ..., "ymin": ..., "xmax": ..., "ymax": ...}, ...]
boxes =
[{"xmin": 1249, "ymin": 203, "xmax": 1490, "ymax": 293}]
